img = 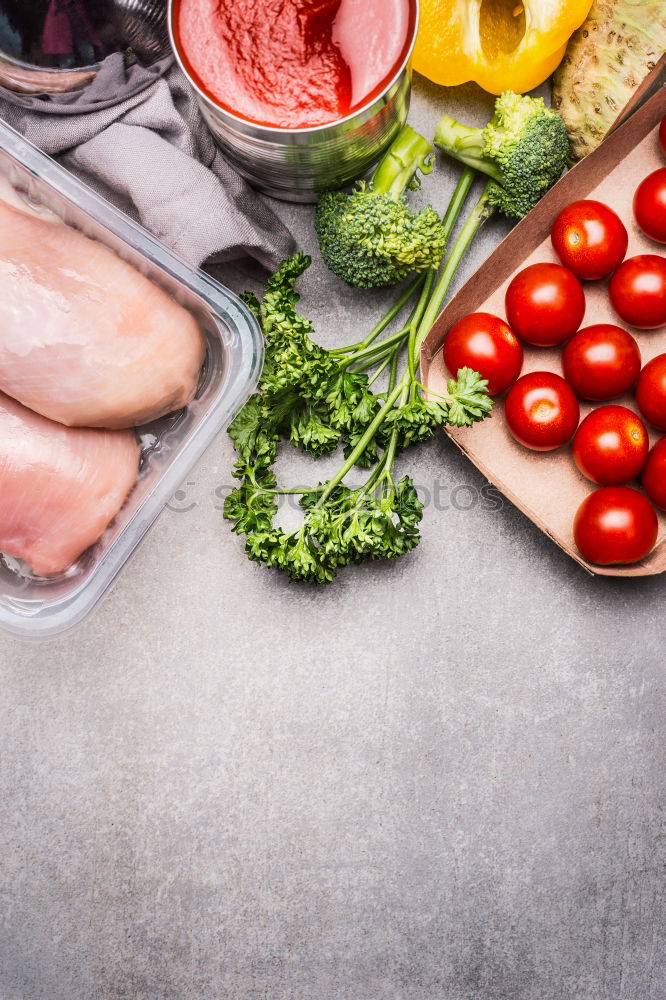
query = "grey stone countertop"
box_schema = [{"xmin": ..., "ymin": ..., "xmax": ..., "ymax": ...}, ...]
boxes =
[{"xmin": 0, "ymin": 78, "xmax": 663, "ymax": 1000}]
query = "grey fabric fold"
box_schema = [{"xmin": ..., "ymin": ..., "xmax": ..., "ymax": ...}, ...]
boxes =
[{"xmin": 0, "ymin": 54, "xmax": 296, "ymax": 271}]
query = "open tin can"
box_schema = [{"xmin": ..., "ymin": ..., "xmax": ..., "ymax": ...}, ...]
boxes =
[
  {"xmin": 0, "ymin": 120, "xmax": 263, "ymax": 639},
  {"xmin": 168, "ymin": 0, "xmax": 420, "ymax": 202}
]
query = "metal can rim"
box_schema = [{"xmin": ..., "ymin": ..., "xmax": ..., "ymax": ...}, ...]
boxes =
[
  {"xmin": 167, "ymin": 0, "xmax": 421, "ymax": 138},
  {"xmin": 0, "ymin": 51, "xmax": 101, "ymax": 76}
]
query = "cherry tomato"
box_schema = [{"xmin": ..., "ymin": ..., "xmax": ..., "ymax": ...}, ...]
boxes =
[
  {"xmin": 551, "ymin": 200, "xmax": 628, "ymax": 280},
  {"xmin": 642, "ymin": 438, "xmax": 666, "ymax": 511},
  {"xmin": 573, "ymin": 487, "xmax": 658, "ymax": 565},
  {"xmin": 443, "ymin": 312, "xmax": 523, "ymax": 395},
  {"xmin": 660, "ymin": 115, "xmax": 666, "ymax": 157},
  {"xmin": 572, "ymin": 405, "xmax": 649, "ymax": 485},
  {"xmin": 635, "ymin": 353, "xmax": 666, "ymax": 431},
  {"xmin": 504, "ymin": 371, "xmax": 580, "ymax": 451},
  {"xmin": 609, "ymin": 255, "xmax": 666, "ymax": 329},
  {"xmin": 561, "ymin": 324, "xmax": 641, "ymax": 401},
  {"xmin": 633, "ymin": 169, "xmax": 666, "ymax": 244},
  {"xmin": 505, "ymin": 263, "xmax": 586, "ymax": 347}
]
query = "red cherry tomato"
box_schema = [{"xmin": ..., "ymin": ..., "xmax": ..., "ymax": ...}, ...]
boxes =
[
  {"xmin": 635, "ymin": 353, "xmax": 666, "ymax": 431},
  {"xmin": 504, "ymin": 371, "xmax": 580, "ymax": 451},
  {"xmin": 572, "ymin": 405, "xmax": 649, "ymax": 485},
  {"xmin": 660, "ymin": 115, "xmax": 666, "ymax": 157},
  {"xmin": 505, "ymin": 263, "xmax": 586, "ymax": 347},
  {"xmin": 633, "ymin": 169, "xmax": 666, "ymax": 244},
  {"xmin": 561, "ymin": 324, "xmax": 641, "ymax": 401},
  {"xmin": 551, "ymin": 199, "xmax": 628, "ymax": 280},
  {"xmin": 609, "ymin": 255, "xmax": 666, "ymax": 329},
  {"xmin": 443, "ymin": 312, "xmax": 523, "ymax": 395},
  {"xmin": 573, "ymin": 487, "xmax": 658, "ymax": 565},
  {"xmin": 642, "ymin": 438, "xmax": 666, "ymax": 511}
]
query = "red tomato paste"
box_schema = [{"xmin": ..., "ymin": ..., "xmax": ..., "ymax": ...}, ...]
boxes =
[{"xmin": 173, "ymin": 0, "xmax": 413, "ymax": 129}]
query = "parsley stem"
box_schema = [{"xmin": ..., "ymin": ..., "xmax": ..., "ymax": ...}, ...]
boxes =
[
  {"xmin": 366, "ymin": 349, "xmax": 398, "ymax": 386},
  {"xmin": 331, "ymin": 273, "xmax": 425, "ymax": 354},
  {"xmin": 399, "ymin": 167, "xmax": 477, "ymax": 396},
  {"xmin": 360, "ymin": 273, "xmax": 425, "ymax": 350},
  {"xmin": 441, "ymin": 166, "xmax": 476, "ymax": 243},
  {"xmin": 379, "ymin": 427, "xmax": 401, "ymax": 496},
  {"xmin": 387, "ymin": 348, "xmax": 400, "ymax": 394},
  {"xmin": 316, "ymin": 380, "xmax": 406, "ymax": 506},
  {"xmin": 341, "ymin": 323, "xmax": 410, "ymax": 367},
  {"xmin": 361, "ymin": 449, "xmax": 391, "ymax": 494},
  {"xmin": 415, "ymin": 184, "xmax": 496, "ymax": 356},
  {"xmin": 407, "ymin": 267, "xmax": 436, "ymax": 389},
  {"xmin": 265, "ymin": 487, "xmax": 325, "ymax": 495},
  {"xmin": 376, "ymin": 354, "xmax": 412, "ymax": 497}
]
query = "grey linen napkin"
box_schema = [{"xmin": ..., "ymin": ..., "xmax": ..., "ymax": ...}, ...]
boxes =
[{"xmin": 0, "ymin": 53, "xmax": 296, "ymax": 271}]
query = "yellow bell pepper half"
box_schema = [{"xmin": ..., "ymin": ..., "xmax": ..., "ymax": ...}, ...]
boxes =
[{"xmin": 413, "ymin": 0, "xmax": 594, "ymax": 95}]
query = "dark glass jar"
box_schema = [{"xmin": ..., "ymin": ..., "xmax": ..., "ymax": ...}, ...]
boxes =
[{"xmin": 0, "ymin": 1, "xmax": 131, "ymax": 69}]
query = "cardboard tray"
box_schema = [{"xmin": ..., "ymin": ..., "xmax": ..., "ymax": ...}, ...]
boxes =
[{"xmin": 420, "ymin": 85, "xmax": 666, "ymax": 578}]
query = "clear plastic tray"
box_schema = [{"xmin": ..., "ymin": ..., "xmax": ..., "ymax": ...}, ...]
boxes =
[{"xmin": 0, "ymin": 121, "xmax": 263, "ymax": 639}]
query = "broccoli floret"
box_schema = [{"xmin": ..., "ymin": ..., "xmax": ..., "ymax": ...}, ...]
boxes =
[
  {"xmin": 315, "ymin": 125, "xmax": 447, "ymax": 289},
  {"xmin": 434, "ymin": 91, "xmax": 570, "ymax": 220}
]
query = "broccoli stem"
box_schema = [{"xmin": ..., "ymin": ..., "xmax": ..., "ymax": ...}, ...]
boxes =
[
  {"xmin": 371, "ymin": 124, "xmax": 435, "ymax": 198},
  {"xmin": 434, "ymin": 116, "xmax": 504, "ymax": 186}
]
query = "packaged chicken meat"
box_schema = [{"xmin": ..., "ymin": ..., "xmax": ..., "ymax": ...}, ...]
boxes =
[
  {"xmin": 0, "ymin": 393, "xmax": 141, "ymax": 576},
  {"xmin": 0, "ymin": 174, "xmax": 208, "ymax": 429},
  {"xmin": 0, "ymin": 120, "xmax": 263, "ymax": 639}
]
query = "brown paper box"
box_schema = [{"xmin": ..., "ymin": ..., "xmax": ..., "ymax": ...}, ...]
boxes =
[{"xmin": 420, "ymin": 85, "xmax": 666, "ymax": 578}]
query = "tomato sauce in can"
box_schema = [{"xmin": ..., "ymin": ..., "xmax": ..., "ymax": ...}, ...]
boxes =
[{"xmin": 172, "ymin": 0, "xmax": 414, "ymax": 129}]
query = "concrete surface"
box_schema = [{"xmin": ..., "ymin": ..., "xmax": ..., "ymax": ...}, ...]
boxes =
[{"xmin": 0, "ymin": 79, "xmax": 664, "ymax": 1000}]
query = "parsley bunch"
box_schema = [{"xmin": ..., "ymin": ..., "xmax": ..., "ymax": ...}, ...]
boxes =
[{"xmin": 224, "ymin": 185, "xmax": 493, "ymax": 584}]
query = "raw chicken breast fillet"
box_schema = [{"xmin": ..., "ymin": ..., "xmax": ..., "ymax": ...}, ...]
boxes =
[
  {"xmin": 0, "ymin": 179, "xmax": 207, "ymax": 428},
  {"xmin": 0, "ymin": 392, "xmax": 140, "ymax": 576}
]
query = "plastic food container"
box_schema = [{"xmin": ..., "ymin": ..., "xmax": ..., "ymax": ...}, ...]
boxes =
[
  {"xmin": 0, "ymin": 121, "xmax": 263, "ymax": 639},
  {"xmin": 168, "ymin": 0, "xmax": 419, "ymax": 202}
]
